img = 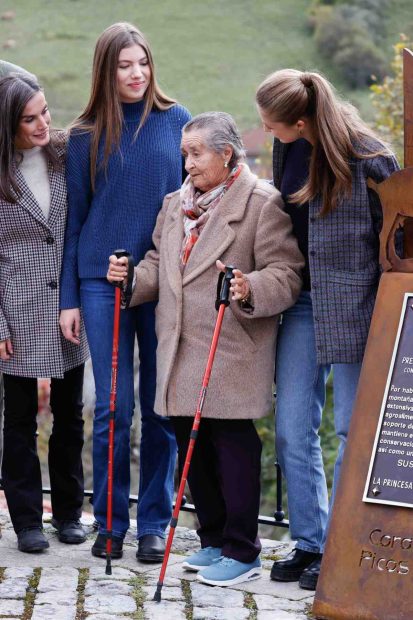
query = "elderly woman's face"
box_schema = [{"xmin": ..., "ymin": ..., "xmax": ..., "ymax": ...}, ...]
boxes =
[{"xmin": 181, "ymin": 129, "xmax": 232, "ymax": 193}]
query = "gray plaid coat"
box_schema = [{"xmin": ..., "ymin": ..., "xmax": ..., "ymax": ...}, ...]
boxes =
[
  {"xmin": 0, "ymin": 140, "xmax": 89, "ymax": 377},
  {"xmin": 273, "ymin": 138, "xmax": 400, "ymax": 364}
]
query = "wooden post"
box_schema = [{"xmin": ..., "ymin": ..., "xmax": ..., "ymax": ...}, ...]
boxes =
[{"xmin": 404, "ymin": 48, "xmax": 413, "ymax": 168}]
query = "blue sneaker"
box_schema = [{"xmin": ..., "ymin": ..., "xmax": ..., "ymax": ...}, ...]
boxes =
[
  {"xmin": 197, "ymin": 555, "xmax": 262, "ymax": 586},
  {"xmin": 182, "ymin": 546, "xmax": 222, "ymax": 571}
]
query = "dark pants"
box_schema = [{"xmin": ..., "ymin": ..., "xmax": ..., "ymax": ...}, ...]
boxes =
[
  {"xmin": 173, "ymin": 417, "xmax": 262, "ymax": 563},
  {"xmin": 2, "ymin": 364, "xmax": 85, "ymax": 533}
]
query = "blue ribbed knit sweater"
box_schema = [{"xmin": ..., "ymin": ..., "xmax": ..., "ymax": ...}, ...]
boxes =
[{"xmin": 60, "ymin": 101, "xmax": 191, "ymax": 309}]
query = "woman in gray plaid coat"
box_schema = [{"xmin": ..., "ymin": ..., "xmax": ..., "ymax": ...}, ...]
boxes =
[
  {"xmin": 0, "ymin": 75, "xmax": 89, "ymax": 553},
  {"xmin": 256, "ymin": 69, "xmax": 400, "ymax": 590}
]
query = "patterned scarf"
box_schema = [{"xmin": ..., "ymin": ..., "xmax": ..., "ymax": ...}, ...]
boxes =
[{"xmin": 180, "ymin": 164, "xmax": 243, "ymax": 266}]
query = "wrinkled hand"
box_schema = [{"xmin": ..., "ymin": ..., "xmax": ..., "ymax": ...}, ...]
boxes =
[
  {"xmin": 216, "ymin": 260, "xmax": 250, "ymax": 301},
  {"xmin": 107, "ymin": 255, "xmax": 128, "ymax": 285},
  {"xmin": 59, "ymin": 308, "xmax": 81, "ymax": 345},
  {"xmin": 0, "ymin": 338, "xmax": 13, "ymax": 360}
]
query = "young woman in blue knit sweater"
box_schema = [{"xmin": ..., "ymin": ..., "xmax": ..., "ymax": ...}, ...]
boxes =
[{"xmin": 59, "ymin": 22, "xmax": 191, "ymax": 562}]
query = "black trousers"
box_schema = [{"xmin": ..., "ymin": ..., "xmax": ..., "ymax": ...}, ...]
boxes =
[
  {"xmin": 172, "ymin": 417, "xmax": 262, "ymax": 563},
  {"xmin": 2, "ymin": 364, "xmax": 85, "ymax": 533}
]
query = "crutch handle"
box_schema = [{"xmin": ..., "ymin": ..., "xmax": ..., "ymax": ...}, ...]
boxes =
[
  {"xmin": 215, "ymin": 265, "xmax": 235, "ymax": 310},
  {"xmin": 113, "ymin": 249, "xmax": 135, "ymax": 308}
]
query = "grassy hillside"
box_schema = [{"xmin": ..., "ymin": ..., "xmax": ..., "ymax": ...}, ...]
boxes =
[{"xmin": 1, "ymin": 0, "xmax": 412, "ymax": 129}]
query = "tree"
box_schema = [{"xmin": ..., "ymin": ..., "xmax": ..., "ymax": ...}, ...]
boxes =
[
  {"xmin": 310, "ymin": 2, "xmax": 388, "ymax": 88},
  {"xmin": 370, "ymin": 34, "xmax": 412, "ymax": 162}
]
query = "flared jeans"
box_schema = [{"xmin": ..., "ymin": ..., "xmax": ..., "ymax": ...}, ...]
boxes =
[{"xmin": 80, "ymin": 278, "xmax": 177, "ymax": 539}]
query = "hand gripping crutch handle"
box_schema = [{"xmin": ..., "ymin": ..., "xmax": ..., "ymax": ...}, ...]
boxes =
[
  {"xmin": 215, "ymin": 265, "xmax": 235, "ymax": 310},
  {"xmin": 113, "ymin": 249, "xmax": 135, "ymax": 309}
]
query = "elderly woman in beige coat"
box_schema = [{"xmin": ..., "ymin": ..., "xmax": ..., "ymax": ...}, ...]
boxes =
[{"xmin": 108, "ymin": 111, "xmax": 303, "ymax": 586}]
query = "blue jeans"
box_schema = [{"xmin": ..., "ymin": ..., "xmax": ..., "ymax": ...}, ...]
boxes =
[
  {"xmin": 80, "ymin": 278, "xmax": 177, "ymax": 539},
  {"xmin": 275, "ymin": 291, "xmax": 361, "ymax": 553}
]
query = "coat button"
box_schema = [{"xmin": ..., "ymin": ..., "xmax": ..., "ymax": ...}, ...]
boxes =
[
  {"xmin": 310, "ymin": 217, "xmax": 316, "ymax": 223},
  {"xmin": 46, "ymin": 236, "xmax": 54, "ymax": 244},
  {"xmin": 309, "ymin": 250, "xmax": 316, "ymax": 256},
  {"xmin": 48, "ymin": 280, "xmax": 58, "ymax": 289}
]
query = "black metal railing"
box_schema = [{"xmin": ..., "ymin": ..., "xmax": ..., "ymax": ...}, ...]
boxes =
[{"xmin": 0, "ymin": 461, "xmax": 289, "ymax": 529}]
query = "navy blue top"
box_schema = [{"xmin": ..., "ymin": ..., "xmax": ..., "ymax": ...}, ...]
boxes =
[
  {"xmin": 280, "ymin": 138, "xmax": 312, "ymax": 290},
  {"xmin": 60, "ymin": 101, "xmax": 191, "ymax": 308}
]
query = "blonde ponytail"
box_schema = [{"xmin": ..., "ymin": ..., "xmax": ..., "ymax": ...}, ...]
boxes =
[{"xmin": 256, "ymin": 69, "xmax": 390, "ymax": 215}]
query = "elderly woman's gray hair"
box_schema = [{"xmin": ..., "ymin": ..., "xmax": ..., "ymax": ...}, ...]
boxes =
[{"xmin": 183, "ymin": 111, "xmax": 246, "ymax": 169}]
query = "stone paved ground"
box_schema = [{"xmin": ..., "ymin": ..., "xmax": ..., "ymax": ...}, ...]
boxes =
[{"xmin": 0, "ymin": 510, "xmax": 314, "ymax": 620}]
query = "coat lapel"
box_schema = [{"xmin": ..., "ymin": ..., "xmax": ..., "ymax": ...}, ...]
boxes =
[
  {"xmin": 14, "ymin": 165, "xmax": 50, "ymax": 228},
  {"xmin": 182, "ymin": 166, "xmax": 257, "ymax": 286},
  {"xmin": 47, "ymin": 161, "xmax": 65, "ymax": 229},
  {"xmin": 165, "ymin": 197, "xmax": 184, "ymax": 299}
]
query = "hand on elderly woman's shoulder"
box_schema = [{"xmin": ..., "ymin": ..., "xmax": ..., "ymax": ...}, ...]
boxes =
[{"xmin": 216, "ymin": 260, "xmax": 251, "ymax": 302}]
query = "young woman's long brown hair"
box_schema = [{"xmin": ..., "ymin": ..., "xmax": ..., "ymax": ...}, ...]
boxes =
[
  {"xmin": 256, "ymin": 68, "xmax": 391, "ymax": 215},
  {"xmin": 0, "ymin": 75, "xmax": 62, "ymax": 203},
  {"xmin": 72, "ymin": 22, "xmax": 176, "ymax": 190}
]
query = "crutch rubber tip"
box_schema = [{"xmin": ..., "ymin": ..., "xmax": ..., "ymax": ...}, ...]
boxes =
[
  {"xmin": 153, "ymin": 584, "xmax": 162, "ymax": 602},
  {"xmin": 105, "ymin": 556, "xmax": 112, "ymax": 575}
]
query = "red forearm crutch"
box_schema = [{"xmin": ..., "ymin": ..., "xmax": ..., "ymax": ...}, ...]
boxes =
[
  {"xmin": 106, "ymin": 249, "xmax": 134, "ymax": 575},
  {"xmin": 154, "ymin": 265, "xmax": 234, "ymax": 601}
]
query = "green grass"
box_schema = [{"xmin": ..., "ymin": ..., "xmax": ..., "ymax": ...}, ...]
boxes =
[{"xmin": 1, "ymin": 0, "xmax": 411, "ymax": 129}]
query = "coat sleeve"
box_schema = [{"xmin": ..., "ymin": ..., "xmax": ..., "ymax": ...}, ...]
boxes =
[
  {"xmin": 0, "ymin": 307, "xmax": 11, "ymax": 342},
  {"xmin": 59, "ymin": 130, "xmax": 92, "ymax": 309},
  {"xmin": 366, "ymin": 151, "xmax": 400, "ymax": 239},
  {"xmin": 129, "ymin": 194, "xmax": 173, "ymax": 306},
  {"xmin": 232, "ymin": 189, "xmax": 304, "ymax": 320}
]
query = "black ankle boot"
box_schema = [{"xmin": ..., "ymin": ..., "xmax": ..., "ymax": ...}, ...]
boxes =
[
  {"xmin": 91, "ymin": 533, "xmax": 123, "ymax": 559},
  {"xmin": 270, "ymin": 548, "xmax": 322, "ymax": 582},
  {"xmin": 17, "ymin": 527, "xmax": 49, "ymax": 553},
  {"xmin": 299, "ymin": 556, "xmax": 323, "ymax": 590}
]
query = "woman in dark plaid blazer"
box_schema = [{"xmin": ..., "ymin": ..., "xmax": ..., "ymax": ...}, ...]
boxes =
[
  {"xmin": 0, "ymin": 75, "xmax": 89, "ymax": 553},
  {"xmin": 256, "ymin": 69, "xmax": 400, "ymax": 590}
]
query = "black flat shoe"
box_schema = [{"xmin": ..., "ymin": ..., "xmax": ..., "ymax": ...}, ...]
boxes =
[
  {"xmin": 299, "ymin": 556, "xmax": 322, "ymax": 590},
  {"xmin": 270, "ymin": 548, "xmax": 322, "ymax": 582},
  {"xmin": 91, "ymin": 533, "xmax": 123, "ymax": 559},
  {"xmin": 51, "ymin": 517, "xmax": 86, "ymax": 544},
  {"xmin": 136, "ymin": 534, "xmax": 165, "ymax": 563},
  {"xmin": 17, "ymin": 527, "xmax": 50, "ymax": 553}
]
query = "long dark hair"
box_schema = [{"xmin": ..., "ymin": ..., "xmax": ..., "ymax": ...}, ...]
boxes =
[
  {"xmin": 256, "ymin": 69, "xmax": 392, "ymax": 215},
  {"xmin": 0, "ymin": 75, "xmax": 62, "ymax": 203},
  {"xmin": 71, "ymin": 22, "xmax": 176, "ymax": 190}
]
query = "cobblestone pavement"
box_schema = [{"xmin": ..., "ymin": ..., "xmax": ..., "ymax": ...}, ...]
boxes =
[{"xmin": 0, "ymin": 510, "xmax": 314, "ymax": 620}]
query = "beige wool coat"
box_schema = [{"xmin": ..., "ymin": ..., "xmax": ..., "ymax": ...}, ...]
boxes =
[{"xmin": 130, "ymin": 165, "xmax": 303, "ymax": 420}]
